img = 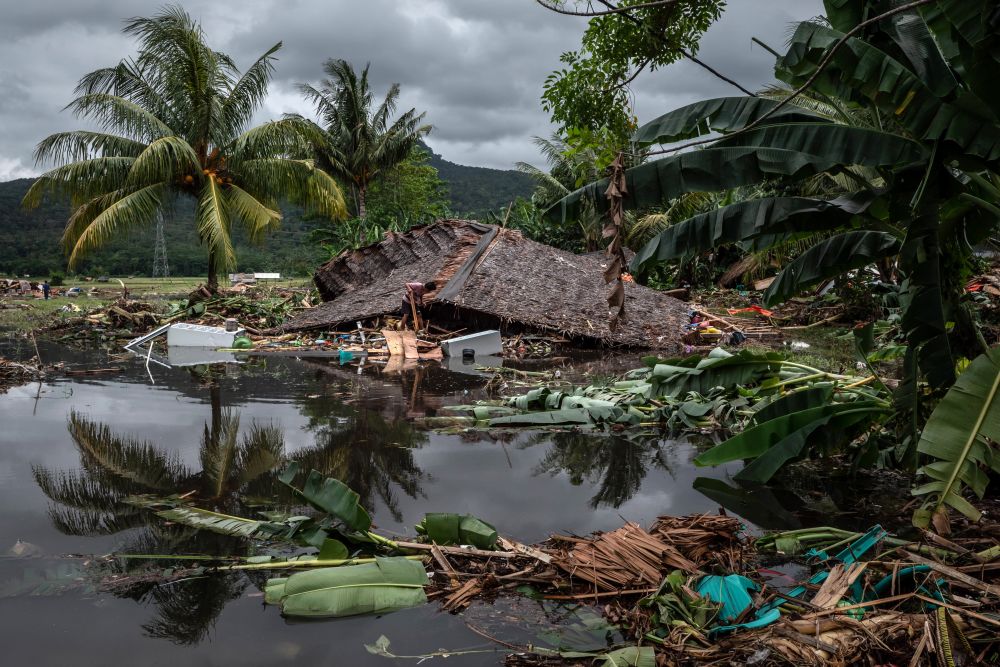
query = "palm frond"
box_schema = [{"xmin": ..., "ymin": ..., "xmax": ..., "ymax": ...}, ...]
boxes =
[
  {"xmin": 23, "ymin": 157, "xmax": 136, "ymax": 210},
  {"xmin": 236, "ymin": 422, "xmax": 285, "ymax": 486},
  {"xmin": 237, "ymin": 158, "xmax": 346, "ymax": 219},
  {"xmin": 126, "ymin": 135, "xmax": 201, "ymax": 188},
  {"xmin": 197, "ymin": 177, "xmax": 236, "ymax": 271},
  {"xmin": 66, "ymin": 93, "xmax": 173, "ymax": 142},
  {"xmin": 221, "ymin": 42, "xmax": 281, "ymax": 136},
  {"xmin": 200, "ymin": 409, "xmax": 240, "ymax": 499},
  {"xmin": 67, "ymin": 412, "xmax": 189, "ymax": 490},
  {"xmin": 227, "ymin": 184, "xmax": 281, "ymax": 242},
  {"xmin": 31, "ymin": 131, "xmax": 146, "ymax": 167},
  {"xmin": 67, "ymin": 183, "xmax": 167, "ymax": 268}
]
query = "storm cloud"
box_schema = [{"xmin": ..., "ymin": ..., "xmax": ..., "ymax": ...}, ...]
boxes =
[{"xmin": 0, "ymin": 0, "xmax": 822, "ymax": 180}]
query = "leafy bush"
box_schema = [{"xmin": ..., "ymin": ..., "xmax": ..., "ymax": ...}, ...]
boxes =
[{"xmin": 49, "ymin": 271, "xmax": 65, "ymax": 286}]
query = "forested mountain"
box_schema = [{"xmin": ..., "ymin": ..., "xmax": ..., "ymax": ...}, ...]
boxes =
[
  {"xmin": 423, "ymin": 143, "xmax": 535, "ymax": 215},
  {"xmin": 0, "ymin": 150, "xmax": 533, "ymax": 277}
]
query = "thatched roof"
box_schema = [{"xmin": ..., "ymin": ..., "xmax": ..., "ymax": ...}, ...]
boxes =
[{"xmin": 285, "ymin": 220, "xmax": 686, "ymax": 349}]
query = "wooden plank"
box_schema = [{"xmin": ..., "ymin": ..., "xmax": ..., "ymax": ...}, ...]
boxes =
[
  {"xmin": 401, "ymin": 330, "xmax": 419, "ymax": 359},
  {"xmin": 380, "ymin": 329, "xmax": 403, "ymax": 357},
  {"xmin": 418, "ymin": 347, "xmax": 443, "ymax": 361},
  {"xmin": 905, "ymin": 551, "xmax": 1000, "ymax": 598}
]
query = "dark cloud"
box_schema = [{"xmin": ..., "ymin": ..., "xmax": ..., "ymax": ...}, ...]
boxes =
[{"xmin": 0, "ymin": 0, "xmax": 822, "ymax": 179}]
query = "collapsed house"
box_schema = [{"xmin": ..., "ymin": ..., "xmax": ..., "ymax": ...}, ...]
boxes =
[{"xmin": 283, "ymin": 220, "xmax": 687, "ymax": 350}]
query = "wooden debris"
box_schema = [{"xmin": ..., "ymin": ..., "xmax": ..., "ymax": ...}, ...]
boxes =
[{"xmin": 549, "ymin": 522, "xmax": 699, "ymax": 592}]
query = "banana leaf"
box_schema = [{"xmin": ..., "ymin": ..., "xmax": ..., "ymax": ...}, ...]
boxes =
[
  {"xmin": 279, "ymin": 462, "xmax": 372, "ymax": 533},
  {"xmin": 152, "ymin": 505, "xmax": 297, "ymax": 540},
  {"xmin": 752, "ymin": 385, "xmax": 834, "ymax": 425},
  {"xmin": 882, "ymin": 4, "xmax": 959, "ymax": 98},
  {"xmin": 777, "ymin": 21, "xmax": 1000, "ymax": 160},
  {"xmin": 898, "ymin": 215, "xmax": 955, "ymax": 389},
  {"xmin": 695, "ymin": 401, "xmax": 888, "ymax": 483},
  {"xmin": 594, "ymin": 646, "xmax": 655, "ymax": 667},
  {"xmin": 912, "ymin": 350, "xmax": 1000, "ymax": 529},
  {"xmin": 763, "ymin": 231, "xmax": 901, "ymax": 305},
  {"xmin": 630, "ymin": 194, "xmax": 871, "ymax": 274},
  {"xmin": 489, "ymin": 408, "xmax": 594, "ymax": 427},
  {"xmin": 265, "ymin": 557, "xmax": 428, "ymax": 618},
  {"xmin": 652, "ymin": 349, "xmax": 784, "ymax": 396},
  {"xmin": 546, "ymin": 146, "xmax": 859, "ymax": 225},
  {"xmin": 714, "ymin": 123, "xmax": 925, "ymax": 168},
  {"xmin": 415, "ymin": 513, "xmax": 498, "ymax": 550},
  {"xmin": 633, "ymin": 96, "xmax": 828, "ymax": 145}
]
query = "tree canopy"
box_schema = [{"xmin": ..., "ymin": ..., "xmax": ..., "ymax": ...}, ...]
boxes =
[{"xmin": 22, "ymin": 5, "xmax": 345, "ymax": 288}]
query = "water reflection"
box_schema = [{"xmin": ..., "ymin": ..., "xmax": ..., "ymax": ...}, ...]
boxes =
[
  {"xmin": 529, "ymin": 432, "xmax": 677, "ymax": 509},
  {"xmin": 298, "ymin": 390, "xmax": 426, "ymax": 522},
  {"xmin": 33, "ymin": 389, "xmax": 284, "ymax": 539}
]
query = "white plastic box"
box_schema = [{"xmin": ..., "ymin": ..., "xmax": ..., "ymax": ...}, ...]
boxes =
[
  {"xmin": 166, "ymin": 322, "xmax": 243, "ymax": 348},
  {"xmin": 439, "ymin": 330, "xmax": 502, "ymax": 357}
]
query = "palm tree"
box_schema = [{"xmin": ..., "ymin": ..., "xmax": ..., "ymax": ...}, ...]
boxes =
[
  {"xmin": 299, "ymin": 59, "xmax": 432, "ymax": 220},
  {"xmin": 22, "ymin": 6, "xmax": 345, "ymax": 290}
]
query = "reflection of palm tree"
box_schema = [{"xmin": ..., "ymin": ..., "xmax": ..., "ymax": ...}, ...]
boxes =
[
  {"xmin": 31, "ymin": 393, "xmax": 284, "ymax": 645},
  {"xmin": 34, "ymin": 404, "xmax": 284, "ymax": 538},
  {"xmin": 530, "ymin": 432, "xmax": 675, "ymax": 509},
  {"xmin": 297, "ymin": 392, "xmax": 426, "ymax": 522}
]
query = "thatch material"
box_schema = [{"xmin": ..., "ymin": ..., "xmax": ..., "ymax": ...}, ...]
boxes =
[
  {"xmin": 547, "ymin": 522, "xmax": 701, "ymax": 592},
  {"xmin": 285, "ymin": 220, "xmax": 687, "ymax": 349}
]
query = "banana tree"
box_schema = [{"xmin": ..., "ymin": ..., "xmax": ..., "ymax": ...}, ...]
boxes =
[{"xmin": 546, "ymin": 0, "xmax": 1000, "ymax": 525}]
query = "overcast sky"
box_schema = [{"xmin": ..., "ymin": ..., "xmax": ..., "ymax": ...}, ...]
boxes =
[{"xmin": 0, "ymin": 0, "xmax": 823, "ymax": 181}]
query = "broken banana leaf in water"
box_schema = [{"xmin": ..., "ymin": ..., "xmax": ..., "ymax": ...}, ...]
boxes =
[
  {"xmin": 279, "ymin": 461, "xmax": 372, "ymax": 533},
  {"xmin": 456, "ymin": 347, "xmax": 893, "ymax": 482},
  {"xmin": 415, "ymin": 513, "xmax": 498, "ymax": 550},
  {"xmin": 265, "ymin": 556, "xmax": 428, "ymax": 618}
]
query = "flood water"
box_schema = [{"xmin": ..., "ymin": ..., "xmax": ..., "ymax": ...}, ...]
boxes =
[{"xmin": 0, "ymin": 340, "xmax": 855, "ymax": 665}]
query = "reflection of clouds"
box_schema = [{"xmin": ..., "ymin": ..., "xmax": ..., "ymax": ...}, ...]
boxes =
[{"xmin": 409, "ymin": 432, "xmax": 740, "ymax": 544}]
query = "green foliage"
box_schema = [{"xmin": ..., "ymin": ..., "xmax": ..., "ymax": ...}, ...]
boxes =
[
  {"xmin": 541, "ymin": 0, "xmax": 725, "ymax": 143},
  {"xmin": 549, "ymin": 2, "xmax": 1000, "ymax": 489},
  {"xmin": 278, "ymin": 461, "xmax": 372, "ymax": 534},
  {"xmin": 48, "ymin": 271, "xmax": 65, "ymax": 286},
  {"xmin": 306, "ymin": 146, "xmax": 450, "ymax": 256},
  {"xmin": 912, "ymin": 350, "xmax": 1000, "ymax": 530},
  {"xmin": 299, "ymin": 59, "xmax": 431, "ymax": 220},
  {"xmin": 23, "ymin": 6, "xmax": 345, "ymax": 287},
  {"xmin": 264, "ymin": 557, "xmax": 428, "ymax": 618},
  {"xmin": 414, "ymin": 513, "xmax": 498, "ymax": 550},
  {"xmin": 459, "ymin": 348, "xmax": 891, "ymax": 484}
]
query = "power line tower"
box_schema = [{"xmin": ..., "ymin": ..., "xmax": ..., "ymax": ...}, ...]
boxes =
[{"xmin": 152, "ymin": 211, "xmax": 170, "ymax": 278}]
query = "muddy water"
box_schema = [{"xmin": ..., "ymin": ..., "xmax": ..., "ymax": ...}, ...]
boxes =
[{"xmin": 0, "ymin": 342, "xmax": 800, "ymax": 665}]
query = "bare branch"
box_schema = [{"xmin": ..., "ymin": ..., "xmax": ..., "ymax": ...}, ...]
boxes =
[
  {"xmin": 603, "ymin": 56, "xmax": 653, "ymax": 93},
  {"xmin": 679, "ymin": 48, "xmax": 755, "ymax": 97},
  {"xmin": 645, "ymin": 0, "xmax": 936, "ymax": 157},
  {"xmin": 594, "ymin": 0, "xmax": 756, "ymax": 97},
  {"xmin": 534, "ymin": 0, "xmax": 684, "ymax": 17}
]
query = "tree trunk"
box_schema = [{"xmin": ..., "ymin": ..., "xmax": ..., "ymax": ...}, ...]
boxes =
[
  {"xmin": 207, "ymin": 249, "xmax": 218, "ymax": 292},
  {"xmin": 357, "ymin": 185, "xmax": 368, "ymax": 246}
]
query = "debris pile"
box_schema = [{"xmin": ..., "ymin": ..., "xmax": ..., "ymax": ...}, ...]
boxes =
[
  {"xmin": 0, "ymin": 357, "xmax": 46, "ymax": 393},
  {"xmin": 28, "ymin": 463, "xmax": 999, "ymax": 666}
]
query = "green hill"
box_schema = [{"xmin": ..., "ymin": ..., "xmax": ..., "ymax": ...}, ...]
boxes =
[
  {"xmin": 0, "ymin": 151, "xmax": 533, "ymax": 277},
  {"xmin": 423, "ymin": 143, "xmax": 534, "ymax": 216}
]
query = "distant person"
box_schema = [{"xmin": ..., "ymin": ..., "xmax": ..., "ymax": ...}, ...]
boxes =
[
  {"xmin": 42, "ymin": 281, "xmax": 50, "ymax": 300},
  {"xmin": 400, "ymin": 280, "xmax": 436, "ymax": 329}
]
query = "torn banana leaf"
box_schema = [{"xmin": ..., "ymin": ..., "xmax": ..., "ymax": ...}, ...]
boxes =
[
  {"xmin": 415, "ymin": 513, "xmax": 498, "ymax": 550},
  {"xmin": 265, "ymin": 556, "xmax": 428, "ymax": 618}
]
